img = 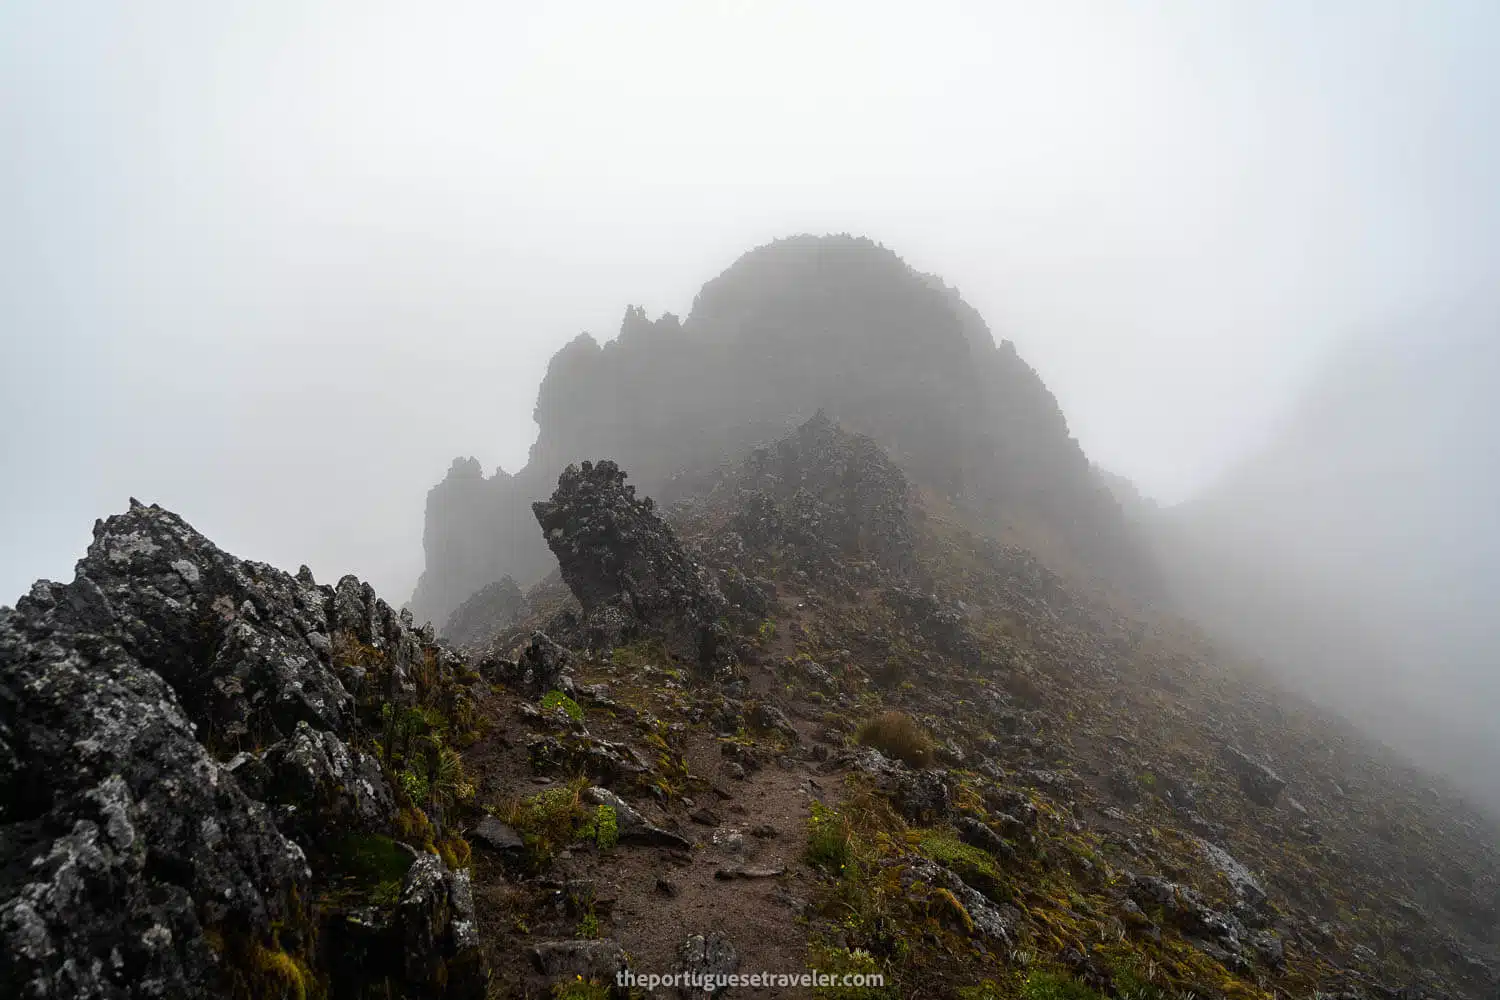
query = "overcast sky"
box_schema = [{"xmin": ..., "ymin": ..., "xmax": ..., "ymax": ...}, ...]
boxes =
[{"xmin": 3, "ymin": 1, "xmax": 1497, "ymax": 604}]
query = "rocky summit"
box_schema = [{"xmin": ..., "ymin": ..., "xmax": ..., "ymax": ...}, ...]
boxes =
[
  {"xmin": 409, "ymin": 235, "xmax": 1147, "ymax": 629},
  {"xmin": 5, "ymin": 241, "xmax": 1500, "ymax": 1000}
]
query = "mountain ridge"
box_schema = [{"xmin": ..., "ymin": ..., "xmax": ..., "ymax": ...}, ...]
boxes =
[
  {"xmin": 7, "ymin": 415, "xmax": 1496, "ymax": 998},
  {"xmin": 409, "ymin": 234, "xmax": 1148, "ymax": 629}
]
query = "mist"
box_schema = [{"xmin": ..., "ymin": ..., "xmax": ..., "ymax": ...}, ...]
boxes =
[
  {"xmin": 1153, "ymin": 313, "xmax": 1500, "ymax": 806},
  {"xmin": 4, "ymin": 1, "xmax": 1499, "ymax": 797}
]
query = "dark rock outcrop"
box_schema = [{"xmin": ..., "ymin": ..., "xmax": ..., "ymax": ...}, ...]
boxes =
[
  {"xmin": 397, "ymin": 855, "xmax": 486, "ymax": 997},
  {"xmin": 484, "ymin": 631, "xmax": 573, "ymax": 697},
  {"xmin": 0, "ymin": 501, "xmax": 487, "ymax": 998},
  {"xmin": 532, "ymin": 460, "xmax": 732, "ymax": 675},
  {"xmin": 581, "ymin": 786, "xmax": 693, "ymax": 850}
]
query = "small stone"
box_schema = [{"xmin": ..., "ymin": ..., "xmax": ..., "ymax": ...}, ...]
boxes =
[
  {"xmin": 473, "ymin": 816, "xmax": 525, "ymax": 854},
  {"xmin": 714, "ymin": 864, "xmax": 787, "ymax": 880}
]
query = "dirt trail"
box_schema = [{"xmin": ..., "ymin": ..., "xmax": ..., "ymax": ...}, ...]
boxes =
[{"xmin": 465, "ymin": 598, "xmax": 849, "ymax": 998}]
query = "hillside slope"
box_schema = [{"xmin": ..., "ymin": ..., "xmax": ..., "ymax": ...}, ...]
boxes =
[{"xmin": 6, "ymin": 417, "xmax": 1498, "ymax": 999}]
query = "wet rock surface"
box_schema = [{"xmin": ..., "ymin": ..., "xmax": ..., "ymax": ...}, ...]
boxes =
[
  {"xmin": 533, "ymin": 460, "xmax": 733, "ymax": 674},
  {"xmin": 677, "ymin": 931, "xmax": 739, "ymax": 998},
  {"xmin": 0, "ymin": 502, "xmax": 487, "ymax": 998}
]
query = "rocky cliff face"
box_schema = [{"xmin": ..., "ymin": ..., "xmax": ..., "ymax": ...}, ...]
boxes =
[
  {"xmin": 410, "ymin": 235, "xmax": 1145, "ymax": 628},
  {"xmin": 1, "ymin": 501, "xmax": 487, "ymax": 999}
]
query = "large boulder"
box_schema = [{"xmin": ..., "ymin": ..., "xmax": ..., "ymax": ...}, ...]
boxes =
[{"xmin": 533, "ymin": 461, "xmax": 732, "ymax": 674}]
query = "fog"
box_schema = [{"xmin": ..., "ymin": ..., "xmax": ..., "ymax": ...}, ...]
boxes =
[
  {"xmin": 4, "ymin": 0, "xmax": 1499, "ymax": 784},
  {"xmin": 1148, "ymin": 310, "xmax": 1499, "ymax": 803}
]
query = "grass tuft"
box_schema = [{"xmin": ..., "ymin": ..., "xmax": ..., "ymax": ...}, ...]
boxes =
[
  {"xmin": 807, "ymin": 801, "xmax": 854, "ymax": 872},
  {"xmin": 856, "ymin": 711, "xmax": 935, "ymax": 768},
  {"xmin": 502, "ymin": 777, "xmax": 593, "ymax": 869}
]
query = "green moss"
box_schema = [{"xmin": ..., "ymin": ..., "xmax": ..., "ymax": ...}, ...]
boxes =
[
  {"xmin": 916, "ymin": 829, "xmax": 1009, "ymax": 900},
  {"xmin": 369, "ymin": 878, "xmax": 402, "ymax": 907},
  {"xmin": 610, "ymin": 638, "xmax": 669, "ymax": 670},
  {"xmin": 436, "ymin": 836, "xmax": 472, "ymax": 870},
  {"xmin": 929, "ymin": 885, "xmax": 975, "ymax": 933},
  {"xmin": 394, "ymin": 805, "xmax": 436, "ymax": 849},
  {"xmin": 325, "ymin": 834, "xmax": 414, "ymax": 907},
  {"xmin": 222, "ymin": 934, "xmax": 322, "ymax": 1000},
  {"xmin": 541, "ymin": 689, "xmax": 585, "ymax": 722},
  {"xmin": 251, "ymin": 944, "xmax": 313, "ymax": 1000},
  {"xmin": 1020, "ymin": 971, "xmax": 1103, "ymax": 1000}
]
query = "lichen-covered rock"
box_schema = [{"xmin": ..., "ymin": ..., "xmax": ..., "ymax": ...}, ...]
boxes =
[
  {"xmin": 397, "ymin": 855, "xmax": 487, "ymax": 998},
  {"xmin": 848, "ymin": 749, "xmax": 954, "ymax": 824},
  {"xmin": 883, "ymin": 586, "xmax": 980, "ymax": 665},
  {"xmin": 0, "ymin": 579, "xmax": 312, "ymax": 998},
  {"xmin": 747, "ymin": 702, "xmax": 800, "ymax": 745},
  {"xmin": 532, "ymin": 460, "xmax": 732, "ymax": 675},
  {"xmin": 0, "ymin": 501, "xmax": 486, "ymax": 997},
  {"xmin": 528, "ymin": 734, "xmax": 651, "ymax": 787},
  {"xmin": 582, "ymin": 786, "xmax": 692, "ymax": 849},
  {"xmin": 256, "ymin": 721, "xmax": 396, "ymax": 846},
  {"xmin": 677, "ymin": 931, "xmax": 739, "ymax": 998},
  {"xmin": 956, "ymin": 816, "xmax": 1018, "ymax": 864},
  {"xmin": 528, "ymin": 938, "xmax": 628, "ymax": 982},
  {"xmin": 903, "ymin": 858, "xmax": 1014, "ymax": 944},
  {"xmin": 1129, "ymin": 874, "xmax": 1253, "ymax": 966},
  {"xmin": 514, "ymin": 631, "xmax": 573, "ymax": 695}
]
